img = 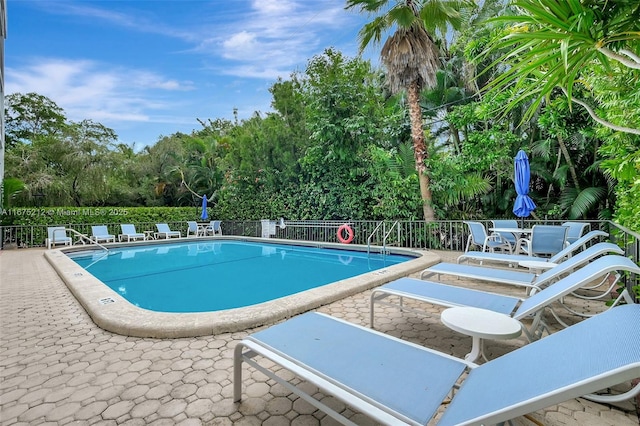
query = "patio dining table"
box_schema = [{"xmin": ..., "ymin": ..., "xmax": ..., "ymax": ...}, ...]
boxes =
[
  {"xmin": 196, "ymin": 222, "xmax": 210, "ymax": 236},
  {"xmin": 489, "ymin": 227, "xmax": 533, "ymax": 254},
  {"xmin": 489, "ymin": 227, "xmax": 532, "ymax": 237}
]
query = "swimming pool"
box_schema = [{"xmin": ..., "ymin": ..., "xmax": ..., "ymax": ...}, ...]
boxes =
[
  {"xmin": 67, "ymin": 240, "xmax": 412, "ymax": 313},
  {"xmin": 45, "ymin": 237, "xmax": 439, "ymax": 337}
]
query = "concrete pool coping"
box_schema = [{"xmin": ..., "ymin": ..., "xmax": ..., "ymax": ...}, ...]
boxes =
[{"xmin": 44, "ymin": 237, "xmax": 441, "ymax": 338}]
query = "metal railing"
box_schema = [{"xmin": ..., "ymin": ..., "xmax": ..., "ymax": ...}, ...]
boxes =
[
  {"xmin": 2, "ymin": 219, "xmax": 637, "ymax": 300},
  {"xmin": 367, "ymin": 220, "xmax": 400, "ymax": 255},
  {"xmin": 64, "ymin": 228, "xmax": 110, "ymax": 252}
]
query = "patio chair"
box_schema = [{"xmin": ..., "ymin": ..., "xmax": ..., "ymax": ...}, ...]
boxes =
[
  {"xmin": 155, "ymin": 223, "xmax": 181, "ymax": 239},
  {"xmin": 458, "ymin": 230, "xmax": 609, "ymax": 266},
  {"xmin": 562, "ymin": 221, "xmax": 590, "ymax": 245},
  {"xmin": 421, "ymin": 242, "xmax": 623, "ymax": 291},
  {"xmin": 518, "ymin": 224, "xmax": 569, "ymax": 257},
  {"xmin": 186, "ymin": 221, "xmax": 205, "ymax": 238},
  {"xmin": 90, "ymin": 225, "xmax": 115, "ymax": 243},
  {"xmin": 46, "ymin": 226, "xmax": 72, "ymax": 249},
  {"xmin": 234, "ymin": 303, "xmax": 640, "ymax": 426},
  {"xmin": 490, "ymin": 219, "xmax": 520, "ymax": 250},
  {"xmin": 371, "ymin": 255, "xmax": 640, "ymax": 339},
  {"xmin": 206, "ymin": 220, "xmax": 223, "ymax": 236},
  {"xmin": 463, "ymin": 221, "xmax": 512, "ymax": 253},
  {"xmin": 119, "ymin": 224, "xmax": 146, "ymax": 242}
]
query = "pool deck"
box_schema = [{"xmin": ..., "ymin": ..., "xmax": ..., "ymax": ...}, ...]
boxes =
[{"xmin": 1, "ymin": 247, "xmax": 638, "ymax": 425}]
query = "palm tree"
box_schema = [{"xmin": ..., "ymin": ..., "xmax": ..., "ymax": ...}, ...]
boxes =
[{"xmin": 346, "ymin": 0, "xmax": 469, "ymax": 221}]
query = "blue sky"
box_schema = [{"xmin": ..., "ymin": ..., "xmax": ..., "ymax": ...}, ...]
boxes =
[{"xmin": 6, "ymin": 0, "xmax": 373, "ymax": 148}]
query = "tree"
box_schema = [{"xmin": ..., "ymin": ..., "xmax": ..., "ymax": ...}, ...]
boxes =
[
  {"xmin": 5, "ymin": 92, "xmax": 67, "ymax": 148},
  {"xmin": 479, "ymin": 0, "xmax": 640, "ymax": 230},
  {"xmin": 346, "ymin": 0, "xmax": 470, "ymax": 221},
  {"xmin": 481, "ymin": 0, "xmax": 640, "ymax": 135}
]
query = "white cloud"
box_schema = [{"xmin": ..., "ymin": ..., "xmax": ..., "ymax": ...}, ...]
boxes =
[
  {"xmin": 214, "ymin": 0, "xmax": 357, "ymax": 77},
  {"xmin": 5, "ymin": 58, "xmax": 194, "ymax": 125},
  {"xmin": 221, "ymin": 31, "xmax": 261, "ymax": 60},
  {"xmin": 252, "ymin": 0, "xmax": 297, "ymax": 15},
  {"xmin": 5, "ymin": 1, "xmax": 366, "ymax": 145}
]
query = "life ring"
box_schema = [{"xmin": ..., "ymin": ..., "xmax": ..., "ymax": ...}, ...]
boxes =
[{"xmin": 337, "ymin": 224, "xmax": 354, "ymax": 244}]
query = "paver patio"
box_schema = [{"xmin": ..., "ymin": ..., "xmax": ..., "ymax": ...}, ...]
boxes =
[{"xmin": 1, "ymin": 247, "xmax": 638, "ymax": 425}]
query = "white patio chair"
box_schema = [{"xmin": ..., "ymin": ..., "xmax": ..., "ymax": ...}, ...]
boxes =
[{"xmin": 463, "ymin": 221, "xmax": 511, "ymax": 253}]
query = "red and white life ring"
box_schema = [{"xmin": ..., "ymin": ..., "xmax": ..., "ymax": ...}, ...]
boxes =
[{"xmin": 337, "ymin": 224, "xmax": 354, "ymax": 244}]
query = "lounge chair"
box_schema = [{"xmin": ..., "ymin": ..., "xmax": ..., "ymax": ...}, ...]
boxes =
[
  {"xmin": 517, "ymin": 224, "xmax": 568, "ymax": 257},
  {"xmin": 458, "ymin": 230, "xmax": 608, "ymax": 266},
  {"xmin": 421, "ymin": 242, "xmax": 622, "ymax": 291},
  {"xmin": 206, "ymin": 220, "xmax": 222, "ymax": 236},
  {"xmin": 90, "ymin": 225, "xmax": 115, "ymax": 243},
  {"xmin": 119, "ymin": 224, "xmax": 146, "ymax": 242},
  {"xmin": 46, "ymin": 226, "xmax": 72, "ymax": 249},
  {"xmin": 234, "ymin": 303, "xmax": 640, "ymax": 425},
  {"xmin": 370, "ymin": 255, "xmax": 640, "ymax": 339},
  {"xmin": 155, "ymin": 223, "xmax": 181, "ymax": 239},
  {"xmin": 463, "ymin": 221, "xmax": 512, "ymax": 253}
]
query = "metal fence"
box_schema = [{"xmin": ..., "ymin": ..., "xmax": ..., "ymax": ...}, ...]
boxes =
[{"xmin": 2, "ymin": 218, "xmax": 637, "ymax": 300}]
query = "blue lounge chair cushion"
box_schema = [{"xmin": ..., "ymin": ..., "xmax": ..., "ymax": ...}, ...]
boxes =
[
  {"xmin": 372, "ymin": 256, "xmax": 640, "ymax": 339},
  {"xmin": 423, "ymin": 262, "xmax": 537, "ymax": 287},
  {"xmin": 378, "ymin": 278, "xmax": 520, "ymax": 315},
  {"xmin": 120, "ymin": 224, "xmax": 145, "ymax": 241},
  {"xmin": 237, "ymin": 305, "xmax": 640, "ymax": 425},
  {"xmin": 246, "ymin": 312, "xmax": 467, "ymax": 424},
  {"xmin": 438, "ymin": 304, "xmax": 640, "ymax": 425}
]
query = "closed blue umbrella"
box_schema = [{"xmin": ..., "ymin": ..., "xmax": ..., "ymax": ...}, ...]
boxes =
[
  {"xmin": 513, "ymin": 150, "xmax": 536, "ymax": 223},
  {"xmin": 200, "ymin": 195, "xmax": 208, "ymax": 221}
]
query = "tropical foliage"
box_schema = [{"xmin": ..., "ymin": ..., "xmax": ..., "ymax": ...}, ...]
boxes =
[{"xmin": 2, "ymin": 0, "xmax": 639, "ymax": 232}]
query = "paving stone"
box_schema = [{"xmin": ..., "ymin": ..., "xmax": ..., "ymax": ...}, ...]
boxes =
[
  {"xmin": 121, "ymin": 385, "xmax": 150, "ymax": 400},
  {"xmin": 129, "ymin": 399, "xmax": 161, "ymax": 418},
  {"xmin": 0, "ymin": 402, "xmax": 29, "ymax": 422},
  {"xmin": 102, "ymin": 400, "xmax": 135, "ymax": 420},
  {"xmin": 1, "ymin": 248, "xmax": 638, "ymax": 426},
  {"xmin": 156, "ymin": 399, "xmax": 188, "ymax": 418},
  {"xmin": 45, "ymin": 401, "xmax": 82, "ymax": 421},
  {"xmin": 74, "ymin": 400, "xmax": 108, "ymax": 420},
  {"xmin": 185, "ymin": 398, "xmax": 215, "ymax": 417},
  {"xmin": 171, "ymin": 383, "xmax": 198, "ymax": 399},
  {"xmin": 18, "ymin": 402, "xmax": 57, "ymax": 422},
  {"xmin": 145, "ymin": 384, "xmax": 173, "ymax": 400},
  {"xmin": 1, "ymin": 388, "xmax": 28, "ymax": 403}
]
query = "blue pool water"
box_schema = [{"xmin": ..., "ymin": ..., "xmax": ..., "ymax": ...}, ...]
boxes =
[{"xmin": 68, "ymin": 240, "xmax": 412, "ymax": 313}]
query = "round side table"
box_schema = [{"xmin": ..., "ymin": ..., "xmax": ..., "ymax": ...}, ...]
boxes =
[{"xmin": 441, "ymin": 306, "xmax": 522, "ymax": 363}]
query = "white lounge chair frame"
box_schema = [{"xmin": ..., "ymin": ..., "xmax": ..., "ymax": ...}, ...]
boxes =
[
  {"xmin": 155, "ymin": 223, "xmax": 181, "ymax": 239},
  {"xmin": 234, "ymin": 304, "xmax": 640, "ymax": 425},
  {"xmin": 90, "ymin": 225, "xmax": 115, "ymax": 243},
  {"xmin": 371, "ymin": 255, "xmax": 640, "ymax": 340},
  {"xmin": 119, "ymin": 224, "xmax": 146, "ymax": 242},
  {"xmin": 421, "ymin": 242, "xmax": 623, "ymax": 291},
  {"xmin": 46, "ymin": 226, "xmax": 73, "ymax": 249}
]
